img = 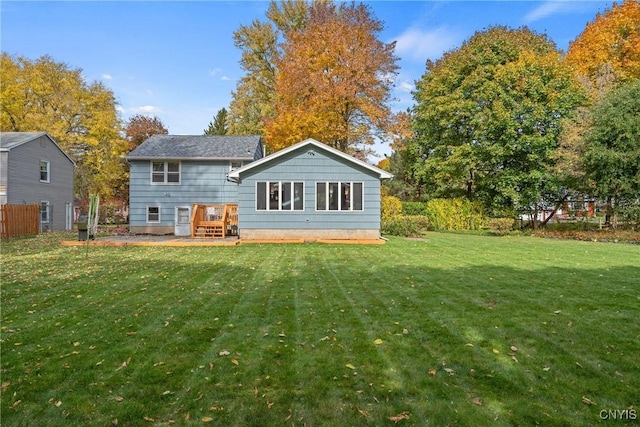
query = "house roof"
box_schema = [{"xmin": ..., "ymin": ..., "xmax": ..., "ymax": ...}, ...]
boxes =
[
  {"xmin": 227, "ymin": 138, "xmax": 393, "ymax": 180},
  {"xmin": 126, "ymin": 135, "xmax": 263, "ymax": 160},
  {"xmin": 0, "ymin": 132, "xmax": 76, "ymax": 165}
]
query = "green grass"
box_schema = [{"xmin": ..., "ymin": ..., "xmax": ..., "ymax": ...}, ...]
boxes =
[{"xmin": 1, "ymin": 232, "xmax": 638, "ymax": 426}]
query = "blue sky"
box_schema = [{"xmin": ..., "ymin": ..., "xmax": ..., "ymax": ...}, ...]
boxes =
[{"xmin": 1, "ymin": 0, "xmax": 613, "ymax": 159}]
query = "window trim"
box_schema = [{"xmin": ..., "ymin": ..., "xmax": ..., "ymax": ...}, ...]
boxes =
[
  {"xmin": 40, "ymin": 160, "xmax": 50, "ymax": 183},
  {"xmin": 150, "ymin": 161, "xmax": 181, "ymax": 185},
  {"xmin": 146, "ymin": 205, "xmax": 161, "ymax": 223},
  {"xmin": 229, "ymin": 160, "xmax": 243, "ymax": 171},
  {"xmin": 255, "ymin": 181, "xmax": 304, "ymax": 211},
  {"xmin": 315, "ymin": 181, "xmax": 364, "ymax": 212}
]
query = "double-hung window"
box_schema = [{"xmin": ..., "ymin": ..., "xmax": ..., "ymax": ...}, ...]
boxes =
[
  {"xmin": 256, "ymin": 181, "xmax": 304, "ymax": 211},
  {"xmin": 151, "ymin": 161, "xmax": 180, "ymax": 184},
  {"xmin": 147, "ymin": 206, "xmax": 160, "ymax": 223},
  {"xmin": 316, "ymin": 182, "xmax": 363, "ymax": 211},
  {"xmin": 40, "ymin": 160, "xmax": 50, "ymax": 183}
]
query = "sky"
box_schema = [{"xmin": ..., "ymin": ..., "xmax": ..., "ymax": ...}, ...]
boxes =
[{"xmin": 1, "ymin": 0, "xmax": 615, "ymax": 160}]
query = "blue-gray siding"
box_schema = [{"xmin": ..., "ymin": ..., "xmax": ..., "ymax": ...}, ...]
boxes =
[
  {"xmin": 236, "ymin": 146, "xmax": 382, "ymax": 231},
  {"xmin": 2, "ymin": 135, "xmax": 74, "ymax": 230},
  {"xmin": 128, "ymin": 160, "xmax": 240, "ymax": 229}
]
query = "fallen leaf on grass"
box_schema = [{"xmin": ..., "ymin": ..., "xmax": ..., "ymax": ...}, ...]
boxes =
[
  {"xmin": 231, "ymin": 359, "xmax": 239, "ymax": 366},
  {"xmin": 358, "ymin": 407, "xmax": 370, "ymax": 417},
  {"xmin": 346, "ymin": 363, "xmax": 356, "ymax": 370},
  {"xmin": 116, "ymin": 357, "xmax": 131, "ymax": 371},
  {"xmin": 201, "ymin": 417, "xmax": 213, "ymax": 423},
  {"xmin": 388, "ymin": 411, "xmax": 410, "ymax": 423},
  {"xmin": 428, "ymin": 368, "xmax": 437, "ymax": 376},
  {"xmin": 373, "ymin": 338, "xmax": 383, "ymax": 345},
  {"xmin": 219, "ymin": 349, "xmax": 230, "ymax": 356},
  {"xmin": 472, "ymin": 397, "xmax": 483, "ymax": 406},
  {"xmin": 492, "ymin": 349, "xmax": 500, "ymax": 354},
  {"xmin": 443, "ymin": 367, "xmax": 454, "ymax": 376},
  {"xmin": 510, "ymin": 346, "xmax": 518, "ymax": 352},
  {"xmin": 143, "ymin": 416, "xmax": 155, "ymax": 422},
  {"xmin": 582, "ymin": 396, "xmax": 596, "ymax": 406}
]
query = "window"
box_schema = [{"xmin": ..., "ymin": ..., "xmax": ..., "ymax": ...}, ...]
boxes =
[
  {"xmin": 40, "ymin": 201, "xmax": 50, "ymax": 223},
  {"xmin": 230, "ymin": 161, "xmax": 243, "ymax": 170},
  {"xmin": 256, "ymin": 181, "xmax": 304, "ymax": 211},
  {"xmin": 316, "ymin": 182, "xmax": 363, "ymax": 211},
  {"xmin": 40, "ymin": 160, "xmax": 50, "ymax": 183},
  {"xmin": 147, "ymin": 206, "xmax": 160, "ymax": 223},
  {"xmin": 151, "ymin": 161, "xmax": 180, "ymax": 184}
]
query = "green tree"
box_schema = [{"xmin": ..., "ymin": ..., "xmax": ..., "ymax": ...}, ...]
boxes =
[
  {"xmin": 0, "ymin": 53, "xmax": 127, "ymax": 200},
  {"xmin": 204, "ymin": 108, "xmax": 228, "ymax": 135},
  {"xmin": 583, "ymin": 80, "xmax": 640, "ymax": 227},
  {"xmin": 411, "ymin": 27, "xmax": 585, "ymax": 223}
]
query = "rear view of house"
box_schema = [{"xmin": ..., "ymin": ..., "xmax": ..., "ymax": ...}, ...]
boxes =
[
  {"xmin": 228, "ymin": 138, "xmax": 393, "ymax": 240},
  {"xmin": 126, "ymin": 135, "xmax": 263, "ymax": 235},
  {"xmin": 0, "ymin": 132, "xmax": 75, "ymax": 231}
]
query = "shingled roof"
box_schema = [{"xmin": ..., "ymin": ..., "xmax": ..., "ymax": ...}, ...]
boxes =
[{"xmin": 126, "ymin": 135, "xmax": 263, "ymax": 160}]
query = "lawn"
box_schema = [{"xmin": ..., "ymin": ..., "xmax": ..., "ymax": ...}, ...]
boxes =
[{"xmin": 1, "ymin": 232, "xmax": 638, "ymax": 426}]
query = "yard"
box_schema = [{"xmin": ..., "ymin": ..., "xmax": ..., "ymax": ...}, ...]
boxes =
[{"xmin": 1, "ymin": 232, "xmax": 638, "ymax": 426}]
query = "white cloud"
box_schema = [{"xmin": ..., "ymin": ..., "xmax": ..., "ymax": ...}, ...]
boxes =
[
  {"xmin": 130, "ymin": 105, "xmax": 162, "ymax": 114},
  {"xmin": 398, "ymin": 81, "xmax": 414, "ymax": 93},
  {"xmin": 102, "ymin": 73, "xmax": 112, "ymax": 80},
  {"xmin": 523, "ymin": 1, "xmax": 581, "ymax": 24},
  {"xmin": 221, "ymin": 76, "xmax": 231, "ymax": 81},
  {"xmin": 393, "ymin": 26, "xmax": 461, "ymax": 63},
  {"xmin": 208, "ymin": 68, "xmax": 222, "ymax": 76}
]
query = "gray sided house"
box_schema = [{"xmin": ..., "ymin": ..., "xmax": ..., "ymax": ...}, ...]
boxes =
[
  {"xmin": 126, "ymin": 135, "xmax": 264, "ymax": 235},
  {"xmin": 0, "ymin": 132, "xmax": 75, "ymax": 231},
  {"xmin": 228, "ymin": 138, "xmax": 393, "ymax": 240}
]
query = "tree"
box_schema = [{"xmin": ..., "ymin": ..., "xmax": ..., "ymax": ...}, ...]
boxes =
[
  {"xmin": 264, "ymin": 1, "xmax": 399, "ymax": 154},
  {"xmin": 227, "ymin": 1, "xmax": 310, "ymax": 136},
  {"xmin": 204, "ymin": 108, "xmax": 228, "ymax": 135},
  {"xmin": 411, "ymin": 27, "xmax": 585, "ymax": 223},
  {"xmin": 565, "ymin": 0, "xmax": 640, "ymax": 94},
  {"xmin": 0, "ymin": 53, "xmax": 127, "ymax": 199},
  {"xmin": 583, "ymin": 80, "xmax": 640, "ymax": 227},
  {"xmin": 124, "ymin": 114, "xmax": 168, "ymax": 151}
]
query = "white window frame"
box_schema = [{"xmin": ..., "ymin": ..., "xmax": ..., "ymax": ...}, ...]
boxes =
[
  {"xmin": 230, "ymin": 160, "xmax": 243, "ymax": 171},
  {"xmin": 150, "ymin": 161, "xmax": 181, "ymax": 185},
  {"xmin": 40, "ymin": 201, "xmax": 50, "ymax": 223},
  {"xmin": 146, "ymin": 206, "xmax": 161, "ymax": 223},
  {"xmin": 40, "ymin": 160, "xmax": 50, "ymax": 183},
  {"xmin": 315, "ymin": 181, "xmax": 363, "ymax": 211},
  {"xmin": 255, "ymin": 181, "xmax": 304, "ymax": 211}
]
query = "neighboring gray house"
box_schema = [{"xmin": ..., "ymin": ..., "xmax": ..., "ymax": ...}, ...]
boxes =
[
  {"xmin": 126, "ymin": 135, "xmax": 264, "ymax": 235},
  {"xmin": 0, "ymin": 132, "xmax": 75, "ymax": 231},
  {"xmin": 228, "ymin": 138, "xmax": 393, "ymax": 240}
]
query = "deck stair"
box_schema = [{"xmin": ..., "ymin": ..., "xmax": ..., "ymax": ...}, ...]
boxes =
[{"xmin": 191, "ymin": 204, "xmax": 238, "ymax": 239}]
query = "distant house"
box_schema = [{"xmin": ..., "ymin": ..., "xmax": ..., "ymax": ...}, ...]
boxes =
[
  {"xmin": 126, "ymin": 135, "xmax": 264, "ymax": 235},
  {"xmin": 127, "ymin": 136, "xmax": 392, "ymax": 240},
  {"xmin": 0, "ymin": 132, "xmax": 75, "ymax": 231}
]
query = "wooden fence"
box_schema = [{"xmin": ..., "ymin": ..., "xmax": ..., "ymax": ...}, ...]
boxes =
[{"xmin": 0, "ymin": 204, "xmax": 40, "ymax": 238}]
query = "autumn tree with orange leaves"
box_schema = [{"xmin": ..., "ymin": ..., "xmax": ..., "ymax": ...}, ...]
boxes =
[
  {"xmin": 264, "ymin": 2, "xmax": 398, "ymax": 155},
  {"xmin": 565, "ymin": 0, "xmax": 640, "ymax": 94}
]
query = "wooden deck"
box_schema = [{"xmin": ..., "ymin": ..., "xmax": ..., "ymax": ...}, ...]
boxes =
[{"xmin": 191, "ymin": 203, "xmax": 238, "ymax": 238}]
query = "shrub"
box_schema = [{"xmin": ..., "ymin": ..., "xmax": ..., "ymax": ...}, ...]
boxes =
[
  {"xmin": 489, "ymin": 218, "xmax": 515, "ymax": 236},
  {"xmin": 425, "ymin": 198, "xmax": 486, "ymax": 231},
  {"xmin": 402, "ymin": 201, "xmax": 427, "ymax": 216},
  {"xmin": 382, "ymin": 215, "xmax": 430, "ymax": 237},
  {"xmin": 381, "ymin": 196, "xmax": 402, "ymax": 221}
]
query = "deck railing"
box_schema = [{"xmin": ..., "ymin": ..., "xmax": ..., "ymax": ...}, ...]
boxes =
[{"xmin": 191, "ymin": 203, "xmax": 238, "ymax": 238}]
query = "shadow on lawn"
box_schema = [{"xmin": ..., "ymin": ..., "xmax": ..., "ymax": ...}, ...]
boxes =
[{"xmin": 2, "ymin": 245, "xmax": 639, "ymax": 426}]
